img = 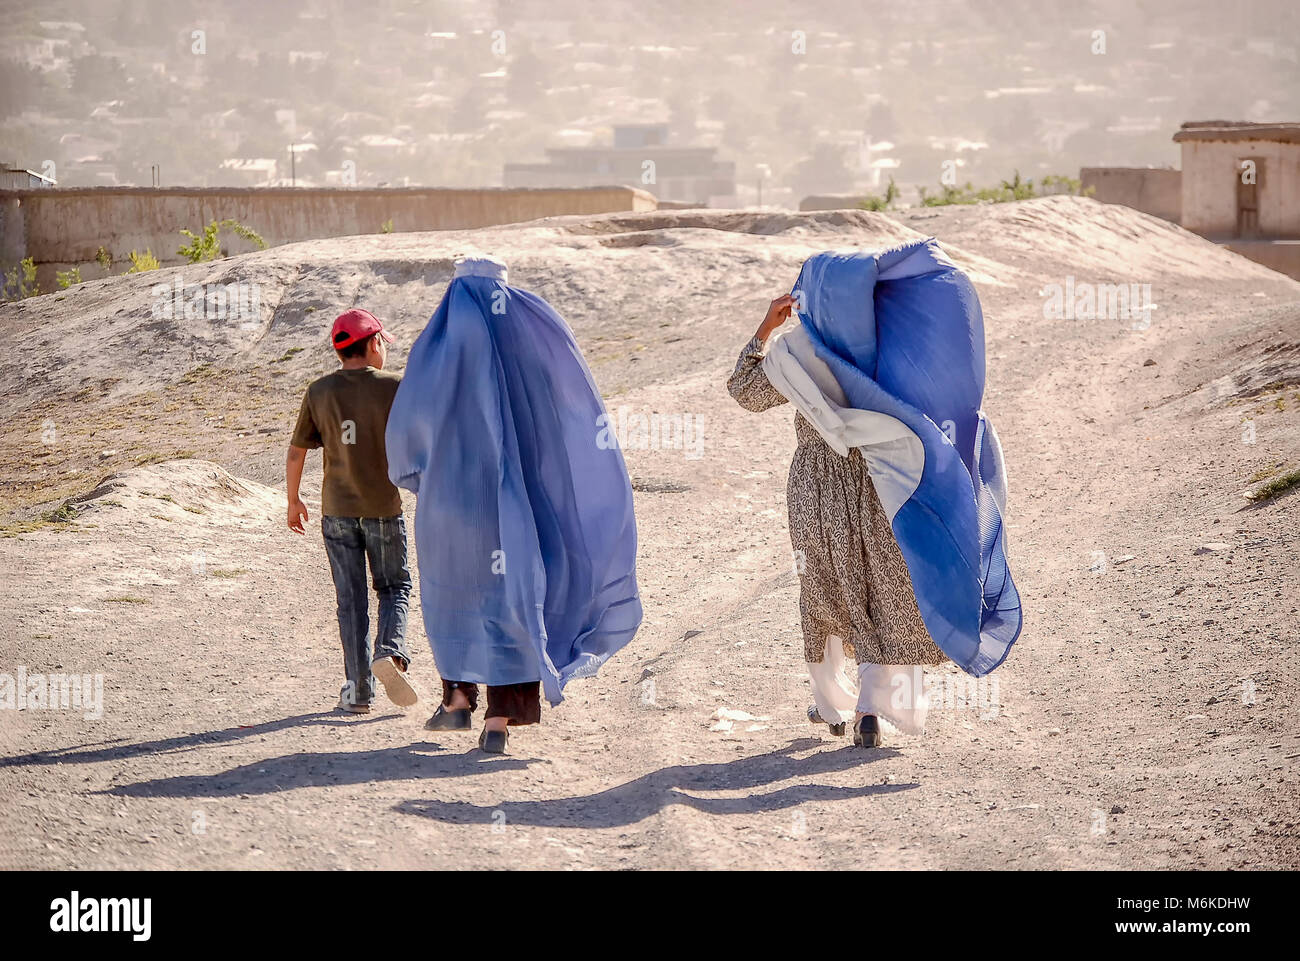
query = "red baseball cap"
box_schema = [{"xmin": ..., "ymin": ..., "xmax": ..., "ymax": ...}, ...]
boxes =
[{"xmin": 330, "ymin": 308, "xmax": 394, "ymax": 350}]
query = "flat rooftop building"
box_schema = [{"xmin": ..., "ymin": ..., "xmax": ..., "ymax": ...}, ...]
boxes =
[
  {"xmin": 0, "ymin": 162, "xmax": 57, "ymax": 190},
  {"xmin": 1173, "ymin": 121, "xmax": 1300, "ymax": 239},
  {"xmin": 504, "ymin": 123, "xmax": 735, "ymax": 207}
]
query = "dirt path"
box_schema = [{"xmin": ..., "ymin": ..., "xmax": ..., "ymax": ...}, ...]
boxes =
[{"xmin": 2, "ymin": 199, "xmax": 1298, "ymax": 869}]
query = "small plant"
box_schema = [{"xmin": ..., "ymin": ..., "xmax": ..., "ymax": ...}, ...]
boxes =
[
  {"xmin": 127, "ymin": 249, "xmax": 161, "ymax": 272},
  {"xmin": 43, "ymin": 504, "xmax": 78, "ymax": 523},
  {"xmin": 858, "ymin": 176, "xmax": 899, "ymax": 212},
  {"xmin": 1, "ymin": 257, "xmax": 40, "ymax": 301},
  {"xmin": 999, "ymin": 170, "xmax": 1036, "ymax": 201},
  {"xmin": 131, "ymin": 449, "xmax": 196, "ymax": 466},
  {"xmin": 1040, "ymin": 174, "xmax": 1091, "ymax": 197},
  {"xmin": 177, "ymin": 222, "xmax": 220, "ymax": 263},
  {"xmin": 224, "ymin": 219, "xmax": 266, "ymax": 249},
  {"xmin": 380, "ymin": 218, "xmax": 394, "ymax": 234},
  {"xmin": 95, "ymin": 246, "xmax": 113, "ymax": 271},
  {"xmin": 56, "ymin": 267, "xmax": 83, "ymax": 289},
  {"xmin": 0, "ymin": 519, "xmax": 49, "ymax": 538},
  {"xmin": 1250, "ymin": 468, "xmax": 1300, "ymax": 502},
  {"xmin": 918, "ymin": 170, "xmax": 1091, "ymax": 207},
  {"xmin": 1249, "ymin": 464, "xmax": 1281, "ymax": 483},
  {"xmin": 178, "ymin": 219, "xmax": 267, "ymax": 263}
]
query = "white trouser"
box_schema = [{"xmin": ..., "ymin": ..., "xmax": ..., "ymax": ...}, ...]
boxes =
[{"xmin": 807, "ymin": 635, "xmax": 929, "ymax": 734}]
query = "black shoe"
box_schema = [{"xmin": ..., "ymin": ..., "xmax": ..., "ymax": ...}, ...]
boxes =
[
  {"xmin": 807, "ymin": 705, "xmax": 847, "ymax": 737},
  {"xmin": 478, "ymin": 726, "xmax": 509, "ymax": 754},
  {"xmin": 424, "ymin": 704, "xmax": 472, "ymax": 731},
  {"xmin": 853, "ymin": 714, "xmax": 882, "ymax": 748}
]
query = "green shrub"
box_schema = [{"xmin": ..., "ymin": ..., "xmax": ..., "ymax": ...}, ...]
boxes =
[
  {"xmin": 127, "ymin": 249, "xmax": 161, "ymax": 272},
  {"xmin": 858, "ymin": 177, "xmax": 899, "ymax": 212},
  {"xmin": 177, "ymin": 222, "xmax": 220, "ymax": 262},
  {"xmin": 918, "ymin": 170, "xmax": 1092, "ymax": 207},
  {"xmin": 56, "ymin": 266, "xmax": 83, "ymax": 289},
  {"xmin": 1, "ymin": 257, "xmax": 40, "ymax": 301},
  {"xmin": 178, "ymin": 219, "xmax": 267, "ymax": 263},
  {"xmin": 1251, "ymin": 468, "xmax": 1300, "ymax": 502},
  {"xmin": 1040, "ymin": 174, "xmax": 1088, "ymax": 196}
]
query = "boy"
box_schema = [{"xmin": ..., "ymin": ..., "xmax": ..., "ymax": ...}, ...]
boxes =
[{"xmin": 286, "ymin": 308, "xmax": 418, "ymax": 713}]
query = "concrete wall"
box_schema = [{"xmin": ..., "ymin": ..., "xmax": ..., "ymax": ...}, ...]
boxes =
[
  {"xmin": 799, "ymin": 194, "xmax": 870, "ymax": 211},
  {"xmin": 1079, "ymin": 167, "xmax": 1182, "ymax": 223},
  {"xmin": 1224, "ymin": 239, "xmax": 1300, "ymax": 280},
  {"xmin": 1, "ymin": 185, "xmax": 657, "ymax": 290},
  {"xmin": 1179, "ymin": 140, "xmax": 1300, "ymax": 237}
]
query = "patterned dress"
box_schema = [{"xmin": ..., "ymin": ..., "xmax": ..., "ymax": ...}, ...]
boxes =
[{"xmin": 727, "ymin": 335, "xmax": 946, "ymax": 668}]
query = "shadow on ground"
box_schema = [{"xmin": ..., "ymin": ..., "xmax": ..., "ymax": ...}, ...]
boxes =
[
  {"xmin": 0, "ymin": 710, "xmax": 396, "ymax": 769},
  {"xmin": 396, "ymin": 737, "xmax": 915, "ymax": 829},
  {"xmin": 8, "ymin": 711, "xmax": 914, "ymax": 830},
  {"xmin": 99, "ymin": 739, "xmax": 531, "ymax": 797}
]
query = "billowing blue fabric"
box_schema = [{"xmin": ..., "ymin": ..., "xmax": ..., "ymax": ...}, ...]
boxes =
[
  {"xmin": 791, "ymin": 238, "xmax": 1022, "ymax": 675},
  {"xmin": 385, "ymin": 270, "xmax": 642, "ymax": 705}
]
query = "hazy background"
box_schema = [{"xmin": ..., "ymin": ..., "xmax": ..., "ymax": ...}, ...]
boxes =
[{"xmin": 1, "ymin": 0, "xmax": 1296, "ymax": 206}]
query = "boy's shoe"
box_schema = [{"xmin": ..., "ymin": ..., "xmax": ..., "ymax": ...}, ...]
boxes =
[
  {"xmin": 337, "ymin": 682, "xmax": 372, "ymax": 714},
  {"xmin": 372, "ymin": 655, "xmax": 419, "ymax": 708},
  {"xmin": 424, "ymin": 704, "xmax": 472, "ymax": 731},
  {"xmin": 478, "ymin": 726, "xmax": 509, "ymax": 754}
]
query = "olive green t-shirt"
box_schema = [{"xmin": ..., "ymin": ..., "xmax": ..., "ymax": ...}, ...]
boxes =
[{"xmin": 291, "ymin": 367, "xmax": 404, "ymax": 518}]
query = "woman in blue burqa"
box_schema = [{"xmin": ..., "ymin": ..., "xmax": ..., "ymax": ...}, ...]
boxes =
[
  {"xmin": 385, "ymin": 256, "xmax": 642, "ymax": 753},
  {"xmin": 727, "ymin": 238, "xmax": 1022, "ymax": 748}
]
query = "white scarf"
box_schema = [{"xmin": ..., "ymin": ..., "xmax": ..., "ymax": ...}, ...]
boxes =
[{"xmin": 761, "ymin": 324, "xmax": 925, "ymax": 521}]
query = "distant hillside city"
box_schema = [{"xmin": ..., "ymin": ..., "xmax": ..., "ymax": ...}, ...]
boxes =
[{"xmin": 1, "ymin": 0, "xmax": 1296, "ymax": 207}]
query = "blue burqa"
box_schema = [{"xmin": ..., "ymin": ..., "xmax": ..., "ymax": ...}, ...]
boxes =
[
  {"xmin": 385, "ymin": 257, "xmax": 642, "ymax": 705},
  {"xmin": 785, "ymin": 239, "xmax": 1022, "ymax": 675}
]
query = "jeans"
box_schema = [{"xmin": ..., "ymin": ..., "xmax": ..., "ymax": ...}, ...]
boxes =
[{"xmin": 322, "ymin": 515, "xmax": 413, "ymax": 706}]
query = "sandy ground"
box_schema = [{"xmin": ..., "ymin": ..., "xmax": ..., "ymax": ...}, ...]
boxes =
[{"xmin": 1, "ymin": 197, "xmax": 1298, "ymax": 869}]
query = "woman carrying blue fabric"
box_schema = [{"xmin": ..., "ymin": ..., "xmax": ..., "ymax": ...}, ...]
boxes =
[
  {"xmin": 728, "ymin": 294, "xmax": 945, "ymax": 748},
  {"xmin": 386, "ymin": 257, "xmax": 643, "ymax": 755},
  {"xmin": 727, "ymin": 241, "xmax": 1021, "ymax": 749}
]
